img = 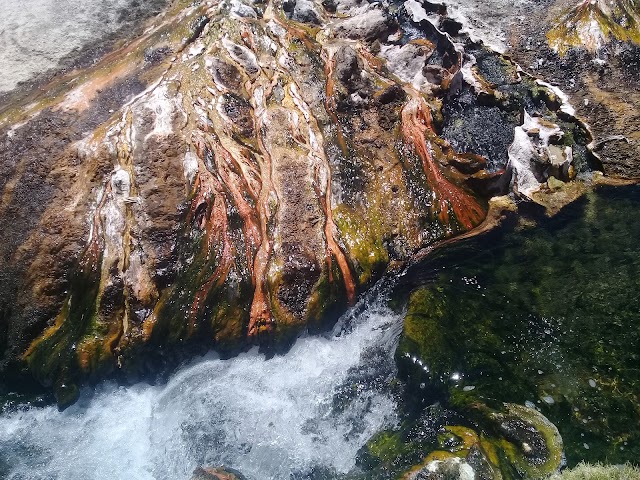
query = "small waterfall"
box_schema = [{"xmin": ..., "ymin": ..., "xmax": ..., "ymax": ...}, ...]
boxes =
[{"xmin": 0, "ymin": 288, "xmax": 403, "ymax": 480}]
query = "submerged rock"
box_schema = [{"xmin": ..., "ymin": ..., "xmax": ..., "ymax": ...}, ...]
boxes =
[
  {"xmin": 393, "ymin": 186, "xmax": 640, "ymax": 469},
  {"xmin": 405, "ymin": 457, "xmax": 476, "ymax": 480},
  {"xmin": 192, "ymin": 466, "xmax": 247, "ymax": 480},
  {"xmin": 362, "ymin": 404, "xmax": 563, "ymax": 479}
]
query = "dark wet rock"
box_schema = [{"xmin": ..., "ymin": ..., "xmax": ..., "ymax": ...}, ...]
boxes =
[
  {"xmin": 439, "ymin": 18, "xmax": 463, "ymax": 36},
  {"xmin": 144, "ymin": 46, "xmax": 172, "ymax": 64},
  {"xmin": 283, "ymin": 0, "xmax": 322, "ymax": 24},
  {"xmin": 465, "ymin": 168, "xmax": 512, "ymax": 197},
  {"xmin": 449, "ymin": 153, "xmax": 487, "ymax": 175},
  {"xmin": 441, "ymin": 87, "xmax": 516, "ymax": 172},
  {"xmin": 276, "ymin": 244, "xmax": 321, "ymax": 321},
  {"xmin": 208, "ymin": 59, "xmax": 244, "ymax": 92},
  {"xmin": 187, "ymin": 15, "xmax": 211, "ymax": 44},
  {"xmin": 334, "ymin": 46, "xmax": 367, "ymax": 94},
  {"xmin": 321, "ymin": 0, "xmax": 337, "ymax": 13},
  {"xmin": 465, "ymin": 444, "xmax": 498, "ymax": 480},
  {"xmin": 221, "ymin": 93, "xmax": 255, "ymax": 137}
]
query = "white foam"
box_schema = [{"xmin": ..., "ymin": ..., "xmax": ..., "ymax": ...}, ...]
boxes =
[{"xmin": 0, "ymin": 299, "xmax": 401, "ymax": 480}]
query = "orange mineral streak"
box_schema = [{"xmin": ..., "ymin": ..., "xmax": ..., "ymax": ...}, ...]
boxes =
[
  {"xmin": 247, "ymin": 141, "xmax": 274, "ymax": 338},
  {"xmin": 247, "ymin": 81, "xmax": 280, "ymax": 339},
  {"xmin": 401, "ymin": 97, "xmax": 485, "ymax": 230},
  {"xmin": 323, "ymin": 52, "xmax": 349, "ymax": 155},
  {"xmin": 240, "ymin": 28, "xmax": 257, "ymax": 52},
  {"xmin": 187, "ymin": 141, "xmax": 236, "ymax": 329},
  {"xmin": 357, "ymin": 45, "xmax": 386, "ymax": 72},
  {"xmin": 211, "ymin": 140, "xmax": 262, "ymax": 274},
  {"xmin": 313, "ymin": 166, "xmax": 357, "ymax": 305},
  {"xmin": 272, "ymin": 14, "xmax": 317, "ymax": 51}
]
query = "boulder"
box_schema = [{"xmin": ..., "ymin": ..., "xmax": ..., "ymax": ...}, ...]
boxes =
[{"xmin": 192, "ymin": 467, "xmax": 246, "ymax": 480}]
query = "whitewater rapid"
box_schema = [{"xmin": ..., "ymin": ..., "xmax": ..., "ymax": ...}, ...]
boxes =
[{"xmin": 0, "ymin": 294, "xmax": 403, "ymax": 480}]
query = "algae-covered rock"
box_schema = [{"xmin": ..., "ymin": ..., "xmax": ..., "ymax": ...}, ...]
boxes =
[
  {"xmin": 0, "ymin": 0, "xmax": 601, "ymax": 406},
  {"xmin": 547, "ymin": 0, "xmax": 640, "ymax": 55},
  {"xmin": 485, "ymin": 403, "xmax": 563, "ymax": 478},
  {"xmin": 404, "ymin": 457, "xmax": 476, "ymax": 480},
  {"xmin": 363, "ymin": 404, "xmax": 563, "ymax": 479}
]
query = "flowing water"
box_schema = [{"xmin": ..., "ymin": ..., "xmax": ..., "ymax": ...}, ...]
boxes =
[
  {"xmin": 1, "ymin": 1, "xmax": 640, "ymax": 478},
  {"xmin": 394, "ymin": 184, "xmax": 640, "ymax": 468},
  {"xmin": 0, "ymin": 290, "xmax": 403, "ymax": 480},
  {"xmin": 3, "ymin": 186, "xmax": 640, "ymax": 478}
]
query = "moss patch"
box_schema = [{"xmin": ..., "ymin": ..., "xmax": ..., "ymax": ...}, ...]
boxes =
[{"xmin": 551, "ymin": 462, "xmax": 640, "ymax": 480}]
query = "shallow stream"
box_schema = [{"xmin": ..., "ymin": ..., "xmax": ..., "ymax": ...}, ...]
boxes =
[
  {"xmin": 0, "ymin": 291, "xmax": 402, "ymax": 479},
  {"xmin": 1, "ymin": 186, "xmax": 639, "ymax": 479}
]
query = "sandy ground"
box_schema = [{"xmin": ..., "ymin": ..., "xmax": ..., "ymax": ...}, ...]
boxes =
[{"xmin": 0, "ymin": 0, "xmax": 146, "ymax": 92}]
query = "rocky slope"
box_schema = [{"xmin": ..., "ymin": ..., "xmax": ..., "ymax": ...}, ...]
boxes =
[
  {"xmin": 508, "ymin": 0, "xmax": 640, "ymax": 177},
  {"xmin": 0, "ymin": 0, "xmax": 603, "ymax": 406}
]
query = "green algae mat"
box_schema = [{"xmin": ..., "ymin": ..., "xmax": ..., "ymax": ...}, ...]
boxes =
[{"xmin": 371, "ymin": 185, "xmax": 640, "ymax": 478}]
